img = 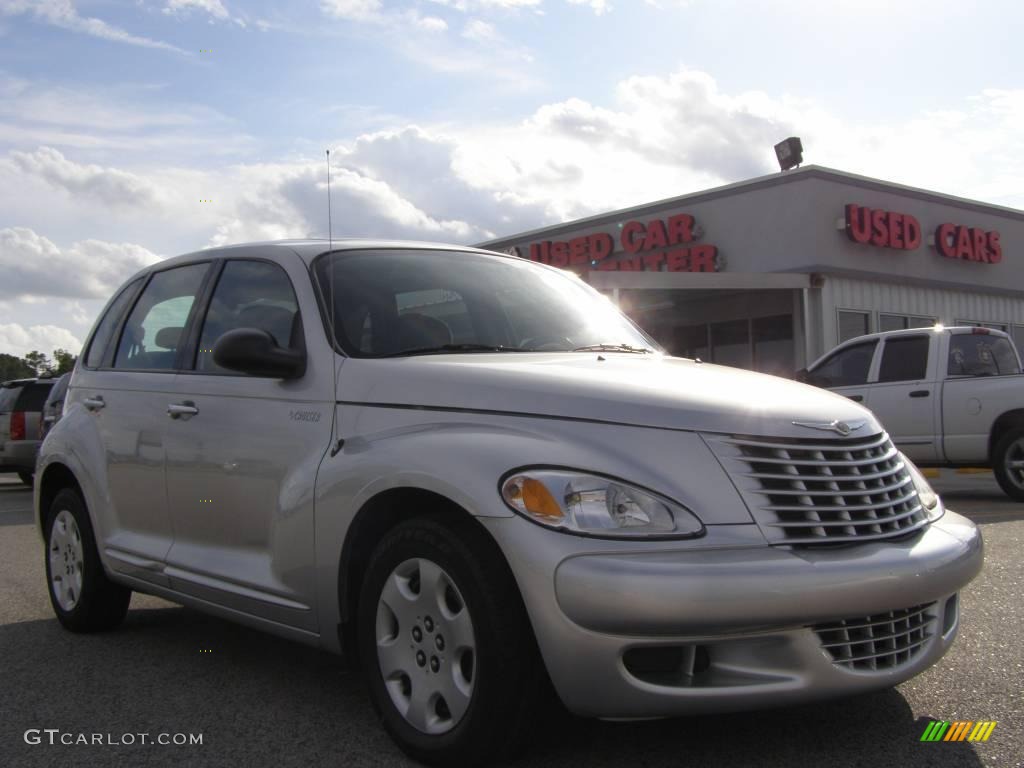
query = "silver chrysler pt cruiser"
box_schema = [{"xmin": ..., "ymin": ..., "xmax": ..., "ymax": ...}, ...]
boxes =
[{"xmin": 36, "ymin": 241, "xmax": 983, "ymax": 765}]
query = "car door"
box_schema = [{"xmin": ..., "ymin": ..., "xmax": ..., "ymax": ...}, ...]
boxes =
[
  {"xmin": 71, "ymin": 263, "xmax": 212, "ymax": 586},
  {"xmin": 804, "ymin": 339, "xmax": 878, "ymax": 405},
  {"xmin": 162, "ymin": 254, "xmax": 331, "ymax": 633},
  {"xmin": 864, "ymin": 334, "xmax": 938, "ymax": 463}
]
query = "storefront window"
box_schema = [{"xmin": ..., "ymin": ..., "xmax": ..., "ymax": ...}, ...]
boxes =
[
  {"xmin": 752, "ymin": 314, "xmax": 794, "ymax": 377},
  {"xmin": 675, "ymin": 324, "xmax": 709, "ymax": 360},
  {"xmin": 838, "ymin": 310, "xmax": 870, "ymax": 343},
  {"xmin": 879, "ymin": 313, "xmax": 935, "ymax": 332},
  {"xmin": 1012, "ymin": 326, "xmax": 1024, "ymax": 356},
  {"xmin": 956, "ymin": 319, "xmax": 1008, "ymax": 332},
  {"xmin": 710, "ymin": 319, "xmax": 751, "ymax": 369}
]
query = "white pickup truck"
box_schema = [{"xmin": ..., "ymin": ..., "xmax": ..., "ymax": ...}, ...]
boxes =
[{"xmin": 802, "ymin": 326, "xmax": 1024, "ymax": 499}]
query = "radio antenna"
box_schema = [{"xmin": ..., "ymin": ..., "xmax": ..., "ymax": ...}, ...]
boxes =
[{"xmin": 326, "ymin": 149, "xmax": 344, "ymax": 457}]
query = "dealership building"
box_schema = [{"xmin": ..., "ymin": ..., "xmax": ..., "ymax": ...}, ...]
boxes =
[{"xmin": 479, "ymin": 165, "xmax": 1024, "ymax": 377}]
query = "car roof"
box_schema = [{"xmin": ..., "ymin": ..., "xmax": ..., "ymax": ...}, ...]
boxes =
[
  {"xmin": 1, "ymin": 378, "xmax": 40, "ymax": 388},
  {"xmin": 140, "ymin": 239, "xmax": 510, "ymax": 276},
  {"xmin": 839, "ymin": 326, "xmax": 1011, "ymax": 345}
]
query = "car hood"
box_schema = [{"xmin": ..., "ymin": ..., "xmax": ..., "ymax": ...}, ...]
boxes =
[{"xmin": 337, "ymin": 353, "xmax": 881, "ymax": 438}]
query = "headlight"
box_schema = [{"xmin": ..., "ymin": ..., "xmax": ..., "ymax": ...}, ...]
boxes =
[
  {"xmin": 902, "ymin": 454, "xmax": 944, "ymax": 521},
  {"xmin": 500, "ymin": 469, "xmax": 704, "ymax": 538}
]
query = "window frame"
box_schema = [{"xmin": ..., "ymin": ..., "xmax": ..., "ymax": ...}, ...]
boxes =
[
  {"xmin": 106, "ymin": 261, "xmax": 216, "ymax": 374},
  {"xmin": 181, "ymin": 257, "xmax": 306, "ymax": 377},
  {"xmin": 878, "ymin": 312, "xmax": 937, "ymax": 333},
  {"xmin": 955, "ymin": 319, "xmax": 1009, "ymax": 332},
  {"xmin": 836, "ymin": 308, "xmax": 871, "ymax": 345}
]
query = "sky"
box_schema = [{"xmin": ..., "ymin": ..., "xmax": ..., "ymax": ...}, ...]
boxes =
[{"xmin": 1, "ymin": 0, "xmax": 1023, "ymax": 357}]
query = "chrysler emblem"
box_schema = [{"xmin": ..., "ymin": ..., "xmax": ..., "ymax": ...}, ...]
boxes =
[{"xmin": 792, "ymin": 419, "xmax": 866, "ymax": 436}]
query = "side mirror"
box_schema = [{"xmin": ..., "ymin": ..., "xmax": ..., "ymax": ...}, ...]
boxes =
[
  {"xmin": 794, "ymin": 368, "xmax": 809, "ymax": 383},
  {"xmin": 213, "ymin": 328, "xmax": 306, "ymax": 379}
]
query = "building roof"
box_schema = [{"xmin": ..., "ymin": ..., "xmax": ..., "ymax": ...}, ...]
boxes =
[{"xmin": 477, "ymin": 165, "xmax": 1024, "ymax": 249}]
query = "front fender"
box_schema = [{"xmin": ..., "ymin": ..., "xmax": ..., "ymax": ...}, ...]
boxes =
[{"xmin": 311, "ymin": 404, "xmax": 752, "ymax": 651}]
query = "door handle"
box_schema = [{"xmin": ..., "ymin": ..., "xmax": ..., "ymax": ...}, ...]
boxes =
[
  {"xmin": 909, "ymin": 390, "xmax": 930, "ymax": 398},
  {"xmin": 167, "ymin": 401, "xmax": 199, "ymax": 420},
  {"xmin": 847, "ymin": 394, "xmax": 864, "ymax": 402},
  {"xmin": 83, "ymin": 396, "xmax": 105, "ymax": 411}
]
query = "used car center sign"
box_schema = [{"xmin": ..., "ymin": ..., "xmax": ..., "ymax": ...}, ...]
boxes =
[
  {"xmin": 843, "ymin": 203, "xmax": 1003, "ymax": 263},
  {"xmin": 522, "ymin": 213, "xmax": 721, "ymax": 273}
]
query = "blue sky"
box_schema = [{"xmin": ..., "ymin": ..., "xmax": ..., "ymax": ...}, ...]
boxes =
[{"xmin": 1, "ymin": 0, "xmax": 1023, "ymax": 356}]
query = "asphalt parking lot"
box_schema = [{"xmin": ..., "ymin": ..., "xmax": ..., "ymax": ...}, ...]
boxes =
[{"xmin": 1, "ymin": 471, "xmax": 1021, "ymax": 768}]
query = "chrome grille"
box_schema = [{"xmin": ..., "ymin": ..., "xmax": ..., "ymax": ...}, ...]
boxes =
[
  {"xmin": 814, "ymin": 603, "xmax": 937, "ymax": 671},
  {"xmin": 708, "ymin": 431, "xmax": 929, "ymax": 545}
]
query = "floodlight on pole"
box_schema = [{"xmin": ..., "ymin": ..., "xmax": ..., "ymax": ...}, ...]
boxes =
[{"xmin": 774, "ymin": 137, "xmax": 803, "ymax": 171}]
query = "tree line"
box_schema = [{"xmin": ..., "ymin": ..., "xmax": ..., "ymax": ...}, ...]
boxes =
[{"xmin": 0, "ymin": 350, "xmax": 77, "ymax": 382}]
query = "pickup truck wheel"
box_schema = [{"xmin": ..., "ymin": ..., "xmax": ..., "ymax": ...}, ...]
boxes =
[
  {"xmin": 356, "ymin": 518, "xmax": 544, "ymax": 766},
  {"xmin": 18, "ymin": 471, "xmax": 33, "ymax": 487},
  {"xmin": 993, "ymin": 428, "xmax": 1024, "ymax": 501},
  {"xmin": 44, "ymin": 488, "xmax": 131, "ymax": 632}
]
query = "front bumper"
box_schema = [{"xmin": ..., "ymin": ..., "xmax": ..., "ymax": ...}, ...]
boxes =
[{"xmin": 482, "ymin": 510, "xmax": 983, "ymax": 718}]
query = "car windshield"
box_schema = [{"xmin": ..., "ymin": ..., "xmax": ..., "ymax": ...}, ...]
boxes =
[{"xmin": 313, "ymin": 249, "xmax": 657, "ymax": 358}]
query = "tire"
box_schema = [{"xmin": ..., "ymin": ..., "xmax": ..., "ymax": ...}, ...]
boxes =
[
  {"xmin": 44, "ymin": 488, "xmax": 131, "ymax": 632},
  {"xmin": 356, "ymin": 518, "xmax": 546, "ymax": 767},
  {"xmin": 993, "ymin": 427, "xmax": 1024, "ymax": 501},
  {"xmin": 18, "ymin": 471, "xmax": 33, "ymax": 487}
]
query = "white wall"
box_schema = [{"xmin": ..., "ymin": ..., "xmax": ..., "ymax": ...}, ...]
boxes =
[{"xmin": 819, "ymin": 275, "xmax": 1024, "ymax": 353}]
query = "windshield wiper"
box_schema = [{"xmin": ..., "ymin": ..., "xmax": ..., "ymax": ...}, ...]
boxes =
[
  {"xmin": 378, "ymin": 344, "xmax": 533, "ymax": 357},
  {"xmin": 572, "ymin": 343, "xmax": 653, "ymax": 354}
]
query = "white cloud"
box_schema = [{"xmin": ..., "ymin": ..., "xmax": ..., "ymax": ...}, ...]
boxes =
[
  {"xmin": 427, "ymin": 0, "xmax": 542, "ymax": 10},
  {"xmin": 0, "ymin": 76, "xmax": 257, "ymax": 161},
  {"xmin": 8, "ymin": 147, "xmax": 159, "ymax": 207},
  {"xmin": 320, "ymin": 0, "xmax": 382, "ymax": 22},
  {"xmin": 0, "ymin": 323, "xmax": 83, "ymax": 357},
  {"xmin": 163, "ymin": 0, "xmax": 230, "ymax": 20},
  {"xmin": 0, "ymin": 0, "xmax": 187, "ymax": 53},
  {"xmin": 565, "ymin": 0, "xmax": 611, "ymax": 13},
  {"xmin": 462, "ymin": 18, "xmax": 497, "ymax": 41},
  {"xmin": 0, "ymin": 227, "xmax": 161, "ymax": 300}
]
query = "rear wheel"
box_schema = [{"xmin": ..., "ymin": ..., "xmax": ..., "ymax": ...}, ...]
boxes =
[
  {"xmin": 993, "ymin": 427, "xmax": 1024, "ymax": 501},
  {"xmin": 356, "ymin": 518, "xmax": 545, "ymax": 766},
  {"xmin": 44, "ymin": 488, "xmax": 131, "ymax": 632},
  {"xmin": 17, "ymin": 471, "xmax": 33, "ymax": 487}
]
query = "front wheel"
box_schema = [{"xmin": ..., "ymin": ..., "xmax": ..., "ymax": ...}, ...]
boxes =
[
  {"xmin": 44, "ymin": 488, "xmax": 131, "ymax": 632},
  {"xmin": 993, "ymin": 427, "xmax": 1024, "ymax": 501},
  {"xmin": 356, "ymin": 518, "xmax": 546, "ymax": 766}
]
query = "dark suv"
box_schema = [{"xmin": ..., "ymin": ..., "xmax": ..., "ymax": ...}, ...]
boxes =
[{"xmin": 0, "ymin": 377, "xmax": 54, "ymax": 485}]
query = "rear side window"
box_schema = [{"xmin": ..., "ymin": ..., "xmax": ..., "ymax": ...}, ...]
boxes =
[
  {"xmin": 195, "ymin": 260, "xmax": 300, "ymax": 373},
  {"xmin": 878, "ymin": 336, "xmax": 929, "ymax": 382},
  {"xmin": 0, "ymin": 386, "xmax": 21, "ymax": 412},
  {"xmin": 115, "ymin": 264, "xmax": 209, "ymax": 370},
  {"xmin": 948, "ymin": 334, "xmax": 1020, "ymax": 376},
  {"xmin": 86, "ymin": 279, "xmax": 143, "ymax": 369},
  {"xmin": 14, "ymin": 383, "xmax": 52, "ymax": 412},
  {"xmin": 45, "ymin": 375, "xmax": 70, "ymax": 406},
  {"xmin": 806, "ymin": 341, "xmax": 877, "ymax": 387}
]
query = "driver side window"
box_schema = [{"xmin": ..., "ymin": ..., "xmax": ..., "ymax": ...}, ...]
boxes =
[{"xmin": 806, "ymin": 341, "xmax": 877, "ymax": 388}]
